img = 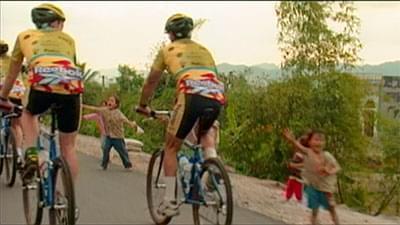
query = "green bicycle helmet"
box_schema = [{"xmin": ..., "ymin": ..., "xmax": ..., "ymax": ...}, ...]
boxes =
[
  {"xmin": 31, "ymin": 3, "xmax": 66, "ymax": 28},
  {"xmin": 165, "ymin": 13, "xmax": 194, "ymax": 39}
]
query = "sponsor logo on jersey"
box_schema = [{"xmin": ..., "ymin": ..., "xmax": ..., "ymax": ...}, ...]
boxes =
[{"xmin": 33, "ymin": 66, "xmax": 83, "ymax": 80}]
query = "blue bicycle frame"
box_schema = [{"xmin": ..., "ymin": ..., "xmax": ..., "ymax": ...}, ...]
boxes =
[
  {"xmin": 36, "ymin": 109, "xmax": 58, "ymax": 208},
  {"xmin": 0, "ymin": 113, "xmax": 12, "ymax": 158},
  {"xmin": 178, "ymin": 141, "xmax": 209, "ymax": 206}
]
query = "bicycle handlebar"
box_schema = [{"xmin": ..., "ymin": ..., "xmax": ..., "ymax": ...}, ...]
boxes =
[
  {"xmin": 135, "ymin": 106, "xmax": 171, "ymax": 119},
  {"xmin": 135, "ymin": 106, "xmax": 198, "ymax": 149},
  {"xmin": 0, "ymin": 102, "xmax": 23, "ymax": 119}
]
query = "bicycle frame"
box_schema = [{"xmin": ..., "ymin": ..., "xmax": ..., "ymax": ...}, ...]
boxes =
[
  {"xmin": 144, "ymin": 110, "xmax": 222, "ymax": 206},
  {"xmin": 180, "ymin": 143, "xmax": 206, "ymax": 205},
  {"xmin": 37, "ymin": 109, "xmax": 58, "ymax": 208},
  {"xmin": 0, "ymin": 113, "xmax": 16, "ymax": 159}
]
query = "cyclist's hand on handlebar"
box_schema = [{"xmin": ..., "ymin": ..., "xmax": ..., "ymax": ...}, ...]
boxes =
[
  {"xmin": 0, "ymin": 97, "xmax": 14, "ymax": 113},
  {"xmin": 135, "ymin": 105, "xmax": 152, "ymax": 117}
]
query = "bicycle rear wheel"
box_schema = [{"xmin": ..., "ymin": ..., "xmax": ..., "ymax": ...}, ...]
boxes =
[
  {"xmin": 146, "ymin": 149, "xmax": 172, "ymax": 225},
  {"xmin": 193, "ymin": 158, "xmax": 233, "ymax": 225},
  {"xmin": 4, "ymin": 131, "xmax": 18, "ymax": 187},
  {"xmin": 22, "ymin": 166, "xmax": 43, "ymax": 225},
  {"xmin": 49, "ymin": 157, "xmax": 76, "ymax": 225}
]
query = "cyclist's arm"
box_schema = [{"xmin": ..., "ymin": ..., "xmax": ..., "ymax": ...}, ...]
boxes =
[
  {"xmin": 0, "ymin": 59, "xmax": 23, "ymax": 99},
  {"xmin": 138, "ymin": 69, "xmax": 163, "ymax": 106},
  {"xmin": 139, "ymin": 48, "xmax": 166, "ymax": 106}
]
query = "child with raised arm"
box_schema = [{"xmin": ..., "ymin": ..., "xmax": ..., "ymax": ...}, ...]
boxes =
[
  {"xmin": 82, "ymin": 100, "xmax": 107, "ymax": 151},
  {"xmin": 83, "ymin": 95, "xmax": 144, "ymax": 170},
  {"xmin": 282, "ymin": 128, "xmax": 341, "ymax": 225}
]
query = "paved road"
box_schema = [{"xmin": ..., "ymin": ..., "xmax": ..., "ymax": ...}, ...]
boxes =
[{"xmin": 1, "ymin": 152, "xmax": 283, "ymax": 225}]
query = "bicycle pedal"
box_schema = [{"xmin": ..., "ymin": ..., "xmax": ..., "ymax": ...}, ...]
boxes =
[
  {"xmin": 206, "ymin": 200, "xmax": 218, "ymax": 206},
  {"xmin": 23, "ymin": 183, "xmax": 38, "ymax": 190},
  {"xmin": 54, "ymin": 204, "xmax": 67, "ymax": 209},
  {"xmin": 39, "ymin": 201, "xmax": 45, "ymax": 208}
]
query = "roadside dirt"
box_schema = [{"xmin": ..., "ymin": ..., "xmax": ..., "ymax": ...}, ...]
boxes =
[{"xmin": 77, "ymin": 134, "xmax": 400, "ymax": 225}]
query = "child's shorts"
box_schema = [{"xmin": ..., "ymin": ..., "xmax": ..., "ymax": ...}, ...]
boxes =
[{"xmin": 304, "ymin": 185, "xmax": 335, "ymax": 210}]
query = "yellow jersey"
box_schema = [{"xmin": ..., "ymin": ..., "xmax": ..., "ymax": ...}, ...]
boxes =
[
  {"xmin": 0, "ymin": 55, "xmax": 26, "ymax": 99},
  {"xmin": 152, "ymin": 38, "xmax": 225, "ymax": 104},
  {"xmin": 11, "ymin": 29, "xmax": 83, "ymax": 95}
]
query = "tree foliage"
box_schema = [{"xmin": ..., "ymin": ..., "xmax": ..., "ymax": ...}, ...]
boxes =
[{"xmin": 276, "ymin": 1, "xmax": 362, "ymax": 75}]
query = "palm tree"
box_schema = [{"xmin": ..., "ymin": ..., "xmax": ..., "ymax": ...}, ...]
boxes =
[{"xmin": 76, "ymin": 62, "xmax": 100, "ymax": 83}]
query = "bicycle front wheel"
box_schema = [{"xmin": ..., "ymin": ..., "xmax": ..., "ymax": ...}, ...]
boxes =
[
  {"xmin": 0, "ymin": 136, "xmax": 5, "ymax": 175},
  {"xmin": 22, "ymin": 166, "xmax": 43, "ymax": 225},
  {"xmin": 49, "ymin": 157, "xmax": 76, "ymax": 225},
  {"xmin": 4, "ymin": 131, "xmax": 18, "ymax": 187},
  {"xmin": 193, "ymin": 158, "xmax": 233, "ymax": 225},
  {"xmin": 146, "ymin": 149, "xmax": 172, "ymax": 225}
]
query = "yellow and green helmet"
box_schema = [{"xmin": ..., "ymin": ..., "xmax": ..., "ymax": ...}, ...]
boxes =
[
  {"xmin": 31, "ymin": 3, "xmax": 66, "ymax": 28},
  {"xmin": 164, "ymin": 13, "xmax": 194, "ymax": 38}
]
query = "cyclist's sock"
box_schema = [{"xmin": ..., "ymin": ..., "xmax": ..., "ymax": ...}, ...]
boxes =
[
  {"xmin": 17, "ymin": 147, "xmax": 23, "ymax": 157},
  {"xmin": 164, "ymin": 176, "xmax": 176, "ymax": 201},
  {"xmin": 24, "ymin": 146, "xmax": 39, "ymax": 163},
  {"xmin": 17, "ymin": 147, "xmax": 24, "ymax": 164},
  {"xmin": 204, "ymin": 148, "xmax": 217, "ymax": 159}
]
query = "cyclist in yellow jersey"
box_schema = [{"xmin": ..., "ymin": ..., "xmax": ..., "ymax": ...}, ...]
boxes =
[
  {"xmin": 136, "ymin": 13, "xmax": 225, "ymax": 217},
  {"xmin": 0, "ymin": 4, "xmax": 82, "ymax": 188},
  {"xmin": 0, "ymin": 40, "xmax": 26, "ymax": 165}
]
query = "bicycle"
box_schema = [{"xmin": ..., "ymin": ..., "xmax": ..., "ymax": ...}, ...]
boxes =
[
  {"xmin": 138, "ymin": 109, "xmax": 233, "ymax": 225},
  {"xmin": 0, "ymin": 105, "xmax": 22, "ymax": 187},
  {"xmin": 22, "ymin": 104, "xmax": 76, "ymax": 225}
]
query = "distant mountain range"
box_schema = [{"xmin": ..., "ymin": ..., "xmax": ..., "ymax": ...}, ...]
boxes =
[
  {"xmin": 97, "ymin": 60, "xmax": 400, "ymax": 83},
  {"xmin": 217, "ymin": 60, "xmax": 400, "ymax": 78}
]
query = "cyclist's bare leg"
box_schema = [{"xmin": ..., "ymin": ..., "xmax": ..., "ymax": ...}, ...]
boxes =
[
  {"xmin": 21, "ymin": 110, "xmax": 40, "ymax": 149},
  {"xmin": 159, "ymin": 132, "xmax": 182, "ymax": 216},
  {"xmin": 200, "ymin": 125, "xmax": 218, "ymax": 159},
  {"xmin": 11, "ymin": 117, "xmax": 24, "ymax": 154},
  {"xmin": 163, "ymin": 132, "xmax": 182, "ymax": 176},
  {"xmin": 163, "ymin": 132, "xmax": 182, "ymax": 202},
  {"xmin": 59, "ymin": 132, "xmax": 79, "ymax": 181}
]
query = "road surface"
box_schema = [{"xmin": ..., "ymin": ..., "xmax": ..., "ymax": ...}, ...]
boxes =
[{"xmin": 1, "ymin": 152, "xmax": 284, "ymax": 224}]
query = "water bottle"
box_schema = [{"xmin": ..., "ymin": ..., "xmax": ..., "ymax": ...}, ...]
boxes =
[
  {"xmin": 178, "ymin": 155, "xmax": 192, "ymax": 194},
  {"xmin": 38, "ymin": 150, "xmax": 49, "ymax": 178}
]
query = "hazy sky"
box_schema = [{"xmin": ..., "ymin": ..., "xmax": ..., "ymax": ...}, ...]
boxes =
[{"xmin": 1, "ymin": 1, "xmax": 399, "ymax": 71}]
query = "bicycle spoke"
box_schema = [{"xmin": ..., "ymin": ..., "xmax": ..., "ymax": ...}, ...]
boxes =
[
  {"xmin": 22, "ymin": 170, "xmax": 43, "ymax": 225},
  {"xmin": 49, "ymin": 158, "xmax": 75, "ymax": 225},
  {"xmin": 146, "ymin": 150, "xmax": 172, "ymax": 225},
  {"xmin": 193, "ymin": 158, "xmax": 233, "ymax": 225}
]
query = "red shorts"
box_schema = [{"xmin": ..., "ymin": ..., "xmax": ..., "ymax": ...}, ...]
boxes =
[{"xmin": 285, "ymin": 177, "xmax": 303, "ymax": 202}]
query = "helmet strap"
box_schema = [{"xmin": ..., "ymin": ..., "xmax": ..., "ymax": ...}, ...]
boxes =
[
  {"xmin": 36, "ymin": 21, "xmax": 62, "ymax": 31},
  {"xmin": 172, "ymin": 32, "xmax": 191, "ymax": 41}
]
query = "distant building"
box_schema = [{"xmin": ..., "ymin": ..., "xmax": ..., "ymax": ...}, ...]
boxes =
[
  {"xmin": 356, "ymin": 74, "xmax": 400, "ymax": 137},
  {"xmin": 380, "ymin": 76, "xmax": 400, "ymax": 120}
]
